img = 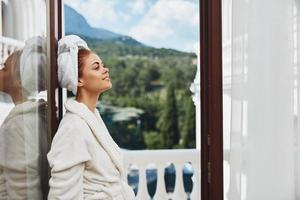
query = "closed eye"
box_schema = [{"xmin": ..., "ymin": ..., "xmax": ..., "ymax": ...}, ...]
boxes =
[
  {"xmin": 92, "ymin": 61, "xmax": 103, "ymax": 70},
  {"xmin": 93, "ymin": 63, "xmax": 100, "ymax": 70}
]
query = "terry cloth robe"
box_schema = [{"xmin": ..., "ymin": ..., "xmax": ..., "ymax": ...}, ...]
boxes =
[
  {"xmin": 47, "ymin": 99, "xmax": 135, "ymax": 200},
  {"xmin": 0, "ymin": 100, "xmax": 48, "ymax": 200}
]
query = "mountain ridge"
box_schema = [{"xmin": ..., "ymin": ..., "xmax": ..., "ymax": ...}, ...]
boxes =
[
  {"xmin": 64, "ymin": 4, "xmax": 194, "ymax": 55},
  {"xmin": 64, "ymin": 4, "xmax": 144, "ymax": 46}
]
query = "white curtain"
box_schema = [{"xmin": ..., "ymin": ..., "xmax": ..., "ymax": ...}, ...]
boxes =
[{"xmin": 222, "ymin": 0, "xmax": 300, "ymax": 199}]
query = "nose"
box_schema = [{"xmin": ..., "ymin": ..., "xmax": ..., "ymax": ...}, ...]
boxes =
[{"xmin": 103, "ymin": 67, "xmax": 109, "ymax": 73}]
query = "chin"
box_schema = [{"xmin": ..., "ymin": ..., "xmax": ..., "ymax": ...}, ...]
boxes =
[
  {"xmin": 101, "ymin": 83, "xmax": 112, "ymax": 93},
  {"xmin": 106, "ymin": 81, "xmax": 112, "ymax": 90}
]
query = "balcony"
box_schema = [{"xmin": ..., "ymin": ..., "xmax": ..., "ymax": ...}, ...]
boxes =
[
  {"xmin": 123, "ymin": 149, "xmax": 200, "ymax": 200},
  {"xmin": 0, "ymin": 36, "xmax": 24, "ymax": 62}
]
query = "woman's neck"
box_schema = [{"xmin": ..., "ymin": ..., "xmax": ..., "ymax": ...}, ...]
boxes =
[
  {"xmin": 75, "ymin": 90, "xmax": 100, "ymax": 112},
  {"xmin": 9, "ymin": 88, "xmax": 28, "ymax": 105}
]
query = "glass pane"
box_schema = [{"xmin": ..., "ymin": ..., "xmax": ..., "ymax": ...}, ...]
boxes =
[
  {"xmin": 64, "ymin": 0, "xmax": 199, "ymax": 150},
  {"xmin": 0, "ymin": 0, "xmax": 49, "ymax": 199},
  {"xmin": 63, "ymin": 1, "xmax": 200, "ymax": 199},
  {"xmin": 222, "ymin": 0, "xmax": 299, "ymax": 199}
]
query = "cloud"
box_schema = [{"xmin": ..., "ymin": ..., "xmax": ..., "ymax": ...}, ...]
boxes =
[
  {"xmin": 64, "ymin": 0, "xmax": 130, "ymax": 29},
  {"xmin": 128, "ymin": 0, "xmax": 147, "ymax": 15},
  {"xmin": 129, "ymin": 0, "xmax": 199, "ymax": 45},
  {"xmin": 64, "ymin": 0, "xmax": 199, "ymax": 52}
]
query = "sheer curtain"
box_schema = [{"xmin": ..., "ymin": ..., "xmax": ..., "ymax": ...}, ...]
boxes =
[{"xmin": 222, "ymin": 0, "xmax": 300, "ymax": 199}]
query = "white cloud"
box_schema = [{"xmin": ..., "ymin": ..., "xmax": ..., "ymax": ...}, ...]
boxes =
[
  {"xmin": 64, "ymin": 0, "xmax": 199, "ymax": 51},
  {"xmin": 119, "ymin": 12, "xmax": 131, "ymax": 22},
  {"xmin": 129, "ymin": 0, "xmax": 199, "ymax": 44},
  {"xmin": 64, "ymin": 0, "xmax": 129, "ymax": 29},
  {"xmin": 128, "ymin": 0, "xmax": 147, "ymax": 15}
]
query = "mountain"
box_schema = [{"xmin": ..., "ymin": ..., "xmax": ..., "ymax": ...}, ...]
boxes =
[
  {"xmin": 64, "ymin": 4, "xmax": 143, "ymax": 46},
  {"xmin": 64, "ymin": 5, "xmax": 120, "ymax": 39}
]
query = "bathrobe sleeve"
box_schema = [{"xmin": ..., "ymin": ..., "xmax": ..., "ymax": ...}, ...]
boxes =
[{"xmin": 47, "ymin": 118, "xmax": 92, "ymax": 200}]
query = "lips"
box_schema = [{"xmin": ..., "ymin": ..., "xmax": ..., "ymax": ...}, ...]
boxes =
[{"xmin": 102, "ymin": 75, "xmax": 110, "ymax": 80}]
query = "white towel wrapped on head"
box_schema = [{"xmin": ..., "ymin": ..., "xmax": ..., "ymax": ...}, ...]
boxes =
[
  {"xmin": 20, "ymin": 36, "xmax": 47, "ymax": 94},
  {"xmin": 57, "ymin": 35, "xmax": 89, "ymax": 95}
]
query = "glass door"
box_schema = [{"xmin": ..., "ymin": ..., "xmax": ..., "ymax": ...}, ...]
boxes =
[
  {"xmin": 0, "ymin": 0, "xmax": 61, "ymax": 199},
  {"xmin": 222, "ymin": 0, "xmax": 300, "ymax": 199}
]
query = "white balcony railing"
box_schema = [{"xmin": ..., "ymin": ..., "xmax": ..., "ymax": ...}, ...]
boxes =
[
  {"xmin": 0, "ymin": 36, "xmax": 24, "ymax": 62},
  {"xmin": 123, "ymin": 149, "xmax": 200, "ymax": 200}
]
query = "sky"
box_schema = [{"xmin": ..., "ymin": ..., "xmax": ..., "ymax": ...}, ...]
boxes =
[{"xmin": 64, "ymin": 0, "xmax": 199, "ymax": 53}]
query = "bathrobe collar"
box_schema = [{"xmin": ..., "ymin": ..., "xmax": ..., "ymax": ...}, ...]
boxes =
[
  {"xmin": 64, "ymin": 99, "xmax": 125, "ymax": 177},
  {"xmin": 4, "ymin": 99, "xmax": 47, "ymax": 122}
]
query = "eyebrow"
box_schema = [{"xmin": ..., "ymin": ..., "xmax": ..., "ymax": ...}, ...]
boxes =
[
  {"xmin": 92, "ymin": 61, "xmax": 99, "ymax": 65},
  {"xmin": 92, "ymin": 61, "xmax": 103, "ymax": 66}
]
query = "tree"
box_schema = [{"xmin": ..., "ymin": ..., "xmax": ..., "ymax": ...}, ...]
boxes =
[
  {"xmin": 143, "ymin": 131, "xmax": 164, "ymax": 149},
  {"xmin": 157, "ymin": 84, "xmax": 180, "ymax": 149},
  {"xmin": 182, "ymin": 97, "xmax": 196, "ymax": 148}
]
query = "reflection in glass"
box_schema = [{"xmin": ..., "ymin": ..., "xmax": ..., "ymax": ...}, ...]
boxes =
[{"xmin": 0, "ymin": 36, "xmax": 49, "ymax": 199}]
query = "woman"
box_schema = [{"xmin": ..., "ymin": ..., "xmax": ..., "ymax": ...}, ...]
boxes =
[{"xmin": 47, "ymin": 35, "xmax": 135, "ymax": 200}]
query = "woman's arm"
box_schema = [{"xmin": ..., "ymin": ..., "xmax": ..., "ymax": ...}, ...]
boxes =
[
  {"xmin": 48, "ymin": 163, "xmax": 85, "ymax": 200},
  {"xmin": 47, "ymin": 120, "xmax": 91, "ymax": 200}
]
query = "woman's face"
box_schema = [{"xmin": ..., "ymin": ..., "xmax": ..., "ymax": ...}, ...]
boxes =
[
  {"xmin": 78, "ymin": 52, "xmax": 112, "ymax": 94},
  {"xmin": 0, "ymin": 53, "xmax": 20, "ymax": 93}
]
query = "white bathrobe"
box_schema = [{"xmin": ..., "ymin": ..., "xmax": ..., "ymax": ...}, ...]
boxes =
[
  {"xmin": 0, "ymin": 100, "xmax": 48, "ymax": 200},
  {"xmin": 47, "ymin": 99, "xmax": 135, "ymax": 200}
]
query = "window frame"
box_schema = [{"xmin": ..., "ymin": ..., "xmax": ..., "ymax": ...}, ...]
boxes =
[
  {"xmin": 200, "ymin": 0, "xmax": 224, "ymax": 199},
  {"xmin": 47, "ymin": 0, "xmax": 63, "ymax": 139}
]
